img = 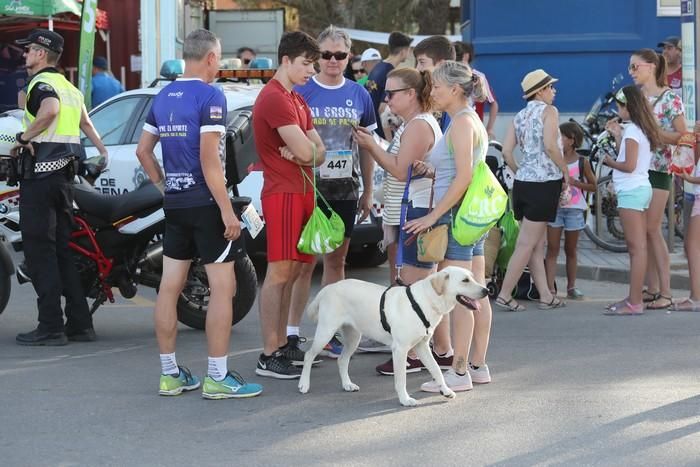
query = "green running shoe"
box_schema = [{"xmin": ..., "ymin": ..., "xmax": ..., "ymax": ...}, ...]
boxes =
[
  {"xmin": 202, "ymin": 371, "xmax": 263, "ymax": 400},
  {"xmin": 159, "ymin": 366, "xmax": 201, "ymax": 396}
]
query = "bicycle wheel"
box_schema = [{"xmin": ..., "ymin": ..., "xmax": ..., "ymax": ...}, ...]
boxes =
[{"xmin": 583, "ymin": 168, "xmax": 628, "ymax": 253}]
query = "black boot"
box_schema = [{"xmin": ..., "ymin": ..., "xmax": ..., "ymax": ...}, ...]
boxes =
[{"xmin": 16, "ymin": 328, "xmax": 67, "ymax": 346}]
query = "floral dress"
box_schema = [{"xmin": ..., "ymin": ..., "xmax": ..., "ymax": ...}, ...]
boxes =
[
  {"xmin": 647, "ymin": 90, "xmax": 685, "ymax": 174},
  {"xmin": 512, "ymin": 100, "xmax": 563, "ymax": 182}
]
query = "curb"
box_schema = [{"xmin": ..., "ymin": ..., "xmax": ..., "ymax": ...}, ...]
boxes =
[{"xmin": 557, "ymin": 263, "xmax": 690, "ymax": 290}]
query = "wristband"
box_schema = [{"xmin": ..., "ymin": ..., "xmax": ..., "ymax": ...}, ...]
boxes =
[{"xmin": 15, "ymin": 132, "xmax": 29, "ymax": 145}]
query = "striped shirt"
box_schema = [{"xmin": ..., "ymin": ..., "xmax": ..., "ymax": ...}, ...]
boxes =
[{"xmin": 382, "ymin": 113, "xmax": 442, "ymax": 225}]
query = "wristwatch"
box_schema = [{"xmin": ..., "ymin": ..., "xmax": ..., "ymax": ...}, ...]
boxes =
[{"xmin": 15, "ymin": 132, "xmax": 29, "ymax": 145}]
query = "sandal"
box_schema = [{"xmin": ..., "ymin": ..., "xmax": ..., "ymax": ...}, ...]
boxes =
[
  {"xmin": 493, "ymin": 296, "xmax": 525, "ymax": 312},
  {"xmin": 606, "ymin": 298, "xmax": 628, "ymax": 311},
  {"xmin": 538, "ymin": 296, "xmax": 565, "ymax": 310},
  {"xmin": 669, "ymin": 298, "xmax": 700, "ymax": 312},
  {"xmin": 642, "ymin": 290, "xmax": 660, "ymax": 303},
  {"xmin": 604, "ymin": 300, "xmax": 644, "ymax": 315},
  {"xmin": 567, "ymin": 288, "xmax": 584, "ymax": 300},
  {"xmin": 646, "ymin": 294, "xmax": 673, "ymax": 310}
]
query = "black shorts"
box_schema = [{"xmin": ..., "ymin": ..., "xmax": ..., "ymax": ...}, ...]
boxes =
[
  {"xmin": 164, "ymin": 204, "xmax": 246, "ymax": 264},
  {"xmin": 512, "ymin": 179, "xmax": 563, "ymax": 223},
  {"xmin": 318, "ymin": 198, "xmax": 358, "ymax": 239}
]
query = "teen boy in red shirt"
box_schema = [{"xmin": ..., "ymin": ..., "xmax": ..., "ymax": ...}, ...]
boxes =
[{"xmin": 252, "ymin": 31, "xmax": 326, "ymax": 379}]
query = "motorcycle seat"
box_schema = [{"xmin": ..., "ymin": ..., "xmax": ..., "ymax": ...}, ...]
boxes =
[{"xmin": 73, "ymin": 181, "xmax": 163, "ymax": 223}]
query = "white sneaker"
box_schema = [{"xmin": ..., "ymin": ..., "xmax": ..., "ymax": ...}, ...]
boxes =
[
  {"xmin": 468, "ymin": 363, "xmax": 491, "ymax": 384},
  {"xmin": 357, "ymin": 337, "xmax": 392, "ymax": 353},
  {"xmin": 420, "ymin": 368, "xmax": 473, "ymax": 393}
]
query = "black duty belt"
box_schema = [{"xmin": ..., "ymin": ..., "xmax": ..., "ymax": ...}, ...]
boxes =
[
  {"xmin": 34, "ymin": 157, "xmax": 72, "ymax": 173},
  {"xmin": 379, "ymin": 282, "xmax": 431, "ymax": 335}
]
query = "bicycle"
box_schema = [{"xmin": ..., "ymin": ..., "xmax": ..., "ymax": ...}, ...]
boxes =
[{"xmin": 576, "ymin": 124, "xmax": 685, "ymax": 253}]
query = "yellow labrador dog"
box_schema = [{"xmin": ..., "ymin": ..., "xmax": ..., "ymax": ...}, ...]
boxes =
[{"xmin": 298, "ymin": 266, "xmax": 488, "ymax": 406}]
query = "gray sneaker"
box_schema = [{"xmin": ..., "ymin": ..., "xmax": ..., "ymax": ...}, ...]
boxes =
[{"xmin": 357, "ymin": 337, "xmax": 392, "ymax": 353}]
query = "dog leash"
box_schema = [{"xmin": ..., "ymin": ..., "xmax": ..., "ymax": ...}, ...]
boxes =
[{"xmin": 381, "ymin": 166, "xmax": 431, "ymax": 336}]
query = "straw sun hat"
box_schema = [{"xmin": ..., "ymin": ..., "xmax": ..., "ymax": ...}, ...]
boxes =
[{"xmin": 521, "ymin": 69, "xmax": 558, "ymax": 99}]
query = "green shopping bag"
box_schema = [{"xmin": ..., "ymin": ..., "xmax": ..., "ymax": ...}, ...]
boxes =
[
  {"xmin": 452, "ymin": 161, "xmax": 508, "ymax": 246},
  {"xmin": 496, "ymin": 208, "xmax": 519, "ymax": 271},
  {"xmin": 297, "ymin": 149, "xmax": 345, "ymax": 255}
]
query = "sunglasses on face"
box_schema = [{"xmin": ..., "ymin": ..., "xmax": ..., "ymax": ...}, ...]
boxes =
[
  {"xmin": 385, "ymin": 87, "xmax": 411, "ymax": 100},
  {"xmin": 320, "ymin": 51, "xmax": 349, "ymax": 61},
  {"xmin": 242, "ymin": 58, "xmax": 251, "ymax": 65},
  {"xmin": 628, "ymin": 62, "xmax": 651, "ymax": 72},
  {"xmin": 353, "ymin": 68, "xmax": 366, "ymax": 74}
]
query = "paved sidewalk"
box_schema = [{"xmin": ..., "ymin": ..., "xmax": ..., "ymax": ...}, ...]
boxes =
[{"xmin": 555, "ymin": 234, "xmax": 690, "ymax": 290}]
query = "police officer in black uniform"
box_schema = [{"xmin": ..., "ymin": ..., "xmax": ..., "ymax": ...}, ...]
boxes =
[{"xmin": 11, "ymin": 29, "xmax": 109, "ymax": 345}]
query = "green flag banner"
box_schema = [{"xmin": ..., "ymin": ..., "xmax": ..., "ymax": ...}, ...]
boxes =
[
  {"xmin": 0, "ymin": 0, "xmax": 81, "ymax": 17},
  {"xmin": 77, "ymin": 0, "xmax": 98, "ymax": 109}
]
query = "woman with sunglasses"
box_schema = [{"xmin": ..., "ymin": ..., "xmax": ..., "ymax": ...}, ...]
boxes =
[
  {"xmin": 353, "ymin": 68, "xmax": 443, "ymax": 366},
  {"xmin": 603, "ymin": 86, "xmax": 662, "ymax": 315},
  {"xmin": 495, "ymin": 69, "xmax": 569, "ymax": 312},
  {"xmin": 628, "ymin": 49, "xmax": 685, "ymax": 310},
  {"xmin": 401, "ymin": 61, "xmax": 493, "ymax": 391}
]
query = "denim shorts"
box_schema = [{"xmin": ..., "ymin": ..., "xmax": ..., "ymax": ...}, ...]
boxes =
[
  {"xmin": 548, "ymin": 208, "xmax": 586, "ymax": 231},
  {"xmin": 402, "ymin": 205, "xmax": 485, "ymax": 269},
  {"xmin": 617, "ymin": 186, "xmax": 652, "ymax": 211}
]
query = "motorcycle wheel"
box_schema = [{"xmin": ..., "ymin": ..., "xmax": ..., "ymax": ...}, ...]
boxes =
[
  {"xmin": 0, "ymin": 261, "xmax": 11, "ymax": 315},
  {"xmin": 176, "ymin": 255, "xmax": 258, "ymax": 330}
]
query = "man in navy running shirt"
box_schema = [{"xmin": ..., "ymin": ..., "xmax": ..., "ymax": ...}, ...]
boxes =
[{"xmin": 136, "ymin": 29, "xmax": 262, "ymax": 400}]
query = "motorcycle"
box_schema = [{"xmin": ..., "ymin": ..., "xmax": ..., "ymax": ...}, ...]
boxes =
[{"xmin": 0, "ymin": 157, "xmax": 258, "ymax": 328}]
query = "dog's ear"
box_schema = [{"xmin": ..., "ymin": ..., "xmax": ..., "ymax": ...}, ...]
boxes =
[{"xmin": 430, "ymin": 271, "xmax": 448, "ymax": 295}]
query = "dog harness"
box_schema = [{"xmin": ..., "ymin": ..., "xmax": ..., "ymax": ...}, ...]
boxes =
[{"xmin": 379, "ymin": 283, "xmax": 431, "ymax": 335}]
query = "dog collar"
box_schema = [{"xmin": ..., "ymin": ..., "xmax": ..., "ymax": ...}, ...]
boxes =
[{"xmin": 379, "ymin": 283, "xmax": 431, "ymax": 335}]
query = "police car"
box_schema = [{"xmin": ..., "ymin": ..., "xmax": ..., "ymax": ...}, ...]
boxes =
[{"xmin": 0, "ymin": 60, "xmax": 386, "ymax": 266}]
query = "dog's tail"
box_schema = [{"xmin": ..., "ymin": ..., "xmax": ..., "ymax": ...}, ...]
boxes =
[{"xmin": 305, "ymin": 290, "xmax": 323, "ymax": 323}]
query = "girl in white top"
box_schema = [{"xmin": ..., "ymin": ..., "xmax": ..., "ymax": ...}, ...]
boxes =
[
  {"xmin": 403, "ymin": 61, "xmax": 493, "ymax": 392},
  {"xmin": 603, "ymin": 85, "xmax": 663, "ymax": 315},
  {"xmin": 353, "ymin": 68, "xmax": 442, "ymax": 285},
  {"xmin": 670, "ymin": 123, "xmax": 700, "ymax": 311}
]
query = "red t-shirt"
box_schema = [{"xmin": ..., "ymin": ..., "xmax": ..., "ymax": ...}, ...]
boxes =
[
  {"xmin": 253, "ymin": 78, "xmax": 314, "ymax": 198},
  {"xmin": 667, "ymin": 68, "xmax": 682, "ymax": 91}
]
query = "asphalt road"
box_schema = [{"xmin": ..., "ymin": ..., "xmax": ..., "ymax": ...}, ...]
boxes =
[{"xmin": 0, "ymin": 261, "xmax": 698, "ymax": 466}]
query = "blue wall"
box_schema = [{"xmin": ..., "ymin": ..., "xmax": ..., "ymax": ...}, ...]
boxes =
[{"xmin": 466, "ymin": 0, "xmax": 681, "ymax": 113}]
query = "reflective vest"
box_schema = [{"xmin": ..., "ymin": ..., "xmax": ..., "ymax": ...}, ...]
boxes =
[{"xmin": 23, "ymin": 71, "xmax": 83, "ymax": 164}]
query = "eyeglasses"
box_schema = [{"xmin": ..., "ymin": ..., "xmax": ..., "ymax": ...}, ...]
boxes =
[
  {"xmin": 352, "ymin": 68, "xmax": 366, "ymax": 75},
  {"xmin": 385, "ymin": 87, "xmax": 411, "ymax": 100},
  {"xmin": 320, "ymin": 51, "xmax": 349, "ymax": 61},
  {"xmin": 628, "ymin": 62, "xmax": 651, "ymax": 72}
]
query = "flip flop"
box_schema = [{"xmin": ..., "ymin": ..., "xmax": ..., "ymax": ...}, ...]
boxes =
[
  {"xmin": 669, "ymin": 298, "xmax": 700, "ymax": 312},
  {"xmin": 646, "ymin": 295, "xmax": 673, "ymax": 310},
  {"xmin": 538, "ymin": 296, "xmax": 565, "ymax": 310},
  {"xmin": 642, "ymin": 290, "xmax": 660, "ymax": 303},
  {"xmin": 493, "ymin": 296, "xmax": 525, "ymax": 312},
  {"xmin": 604, "ymin": 300, "xmax": 644, "ymax": 315}
]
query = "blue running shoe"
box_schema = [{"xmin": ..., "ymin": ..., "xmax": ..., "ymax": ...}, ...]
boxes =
[
  {"xmin": 202, "ymin": 371, "xmax": 263, "ymax": 399},
  {"xmin": 159, "ymin": 366, "xmax": 201, "ymax": 396},
  {"xmin": 320, "ymin": 335, "xmax": 343, "ymax": 359}
]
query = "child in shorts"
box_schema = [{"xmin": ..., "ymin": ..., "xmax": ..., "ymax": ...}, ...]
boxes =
[
  {"xmin": 602, "ymin": 85, "xmax": 662, "ymax": 315},
  {"xmin": 669, "ymin": 123, "xmax": 700, "ymax": 311},
  {"xmin": 545, "ymin": 122, "xmax": 596, "ymax": 299}
]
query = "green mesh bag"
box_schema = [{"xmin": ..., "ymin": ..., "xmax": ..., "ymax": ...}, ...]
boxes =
[{"xmin": 297, "ymin": 149, "xmax": 345, "ymax": 255}]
